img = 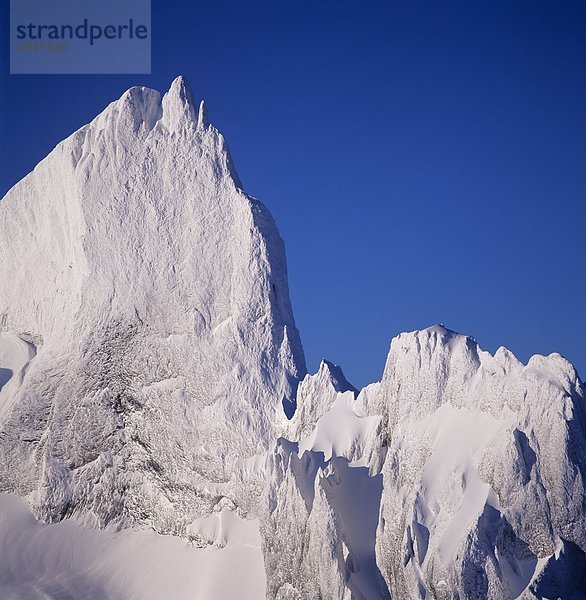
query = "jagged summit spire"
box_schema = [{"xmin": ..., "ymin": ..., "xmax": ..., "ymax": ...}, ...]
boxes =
[
  {"xmin": 161, "ymin": 75, "xmax": 197, "ymax": 131},
  {"xmin": 107, "ymin": 77, "xmax": 206, "ymax": 136},
  {"xmin": 168, "ymin": 75, "xmax": 195, "ymax": 104}
]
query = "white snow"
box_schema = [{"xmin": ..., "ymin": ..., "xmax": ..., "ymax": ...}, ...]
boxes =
[
  {"xmin": 0, "ymin": 332, "xmax": 36, "ymax": 414},
  {"xmin": 413, "ymin": 403, "xmax": 511, "ymax": 566},
  {"xmin": 298, "ymin": 391, "xmax": 380, "ymax": 462},
  {"xmin": 0, "ymin": 493, "xmax": 265, "ymax": 600}
]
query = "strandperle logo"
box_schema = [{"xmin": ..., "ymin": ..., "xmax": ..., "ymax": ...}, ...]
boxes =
[
  {"xmin": 15, "ymin": 19, "xmax": 149, "ymax": 46},
  {"xmin": 10, "ymin": 0, "xmax": 151, "ymax": 74}
]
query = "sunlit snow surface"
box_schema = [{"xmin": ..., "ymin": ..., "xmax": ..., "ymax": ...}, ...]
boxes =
[
  {"xmin": 0, "ymin": 494, "xmax": 265, "ymax": 600},
  {"xmin": 0, "ymin": 78, "xmax": 585, "ymax": 599}
]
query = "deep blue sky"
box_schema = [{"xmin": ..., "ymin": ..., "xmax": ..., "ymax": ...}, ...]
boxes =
[{"xmin": 1, "ymin": 1, "xmax": 585, "ymax": 388}]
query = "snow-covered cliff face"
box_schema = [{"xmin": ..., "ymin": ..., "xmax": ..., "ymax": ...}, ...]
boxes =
[
  {"xmin": 261, "ymin": 364, "xmax": 388, "ymax": 600},
  {"xmin": 0, "ymin": 78, "xmax": 584, "ymax": 600},
  {"xmin": 0, "ymin": 76, "xmax": 305, "ymax": 533},
  {"xmin": 265, "ymin": 325, "xmax": 585, "ymax": 599},
  {"xmin": 371, "ymin": 326, "xmax": 586, "ymax": 599}
]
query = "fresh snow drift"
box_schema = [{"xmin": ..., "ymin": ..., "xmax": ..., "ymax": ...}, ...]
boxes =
[{"xmin": 0, "ymin": 78, "xmax": 585, "ymax": 599}]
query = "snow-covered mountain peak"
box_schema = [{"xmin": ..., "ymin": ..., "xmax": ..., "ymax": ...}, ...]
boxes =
[
  {"xmin": 421, "ymin": 322, "xmax": 453, "ymax": 335},
  {"xmin": 103, "ymin": 76, "xmax": 198, "ymax": 135},
  {"xmin": 161, "ymin": 75, "xmax": 197, "ymax": 132},
  {"xmin": 396, "ymin": 323, "xmax": 475, "ymax": 349},
  {"xmin": 343, "ymin": 325, "xmax": 586, "ymax": 598},
  {"xmin": 167, "ymin": 74, "xmax": 194, "ymax": 103},
  {"xmin": 0, "ymin": 79, "xmax": 584, "ymax": 600},
  {"xmin": 389, "ymin": 325, "xmax": 581, "ymax": 397},
  {"xmin": 384, "ymin": 325, "xmax": 580, "ymax": 411},
  {"xmin": 0, "ymin": 78, "xmax": 305, "ymax": 532},
  {"xmin": 285, "ymin": 359, "xmax": 356, "ymax": 441},
  {"xmin": 75, "ymin": 77, "xmax": 209, "ymax": 146},
  {"xmin": 525, "ymin": 351, "xmax": 582, "ymax": 389},
  {"xmin": 395, "ymin": 325, "xmax": 581, "ymax": 390},
  {"xmin": 316, "ymin": 359, "xmax": 357, "ymax": 394},
  {"xmin": 113, "ymin": 85, "xmax": 163, "ymax": 132}
]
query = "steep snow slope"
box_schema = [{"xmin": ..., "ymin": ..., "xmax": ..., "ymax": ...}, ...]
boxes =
[{"xmin": 0, "ymin": 76, "xmax": 305, "ymax": 534}]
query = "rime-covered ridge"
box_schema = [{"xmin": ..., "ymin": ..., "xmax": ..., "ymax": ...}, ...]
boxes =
[
  {"xmin": 0, "ymin": 79, "xmax": 584, "ymax": 600},
  {"xmin": 263, "ymin": 326, "xmax": 586, "ymax": 599}
]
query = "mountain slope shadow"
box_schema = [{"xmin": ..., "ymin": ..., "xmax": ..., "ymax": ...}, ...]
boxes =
[{"xmin": 323, "ymin": 457, "xmax": 391, "ymax": 599}]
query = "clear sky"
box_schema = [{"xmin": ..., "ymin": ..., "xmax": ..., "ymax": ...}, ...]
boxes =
[{"xmin": 1, "ymin": 1, "xmax": 585, "ymax": 388}]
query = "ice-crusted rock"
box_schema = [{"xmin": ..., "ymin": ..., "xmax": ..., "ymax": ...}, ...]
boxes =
[
  {"xmin": 263, "ymin": 362, "xmax": 388, "ymax": 599},
  {"xmin": 0, "ymin": 76, "xmax": 305, "ymax": 533},
  {"xmin": 285, "ymin": 359, "xmax": 357, "ymax": 439},
  {"xmin": 261, "ymin": 439, "xmax": 348, "ymax": 600},
  {"xmin": 261, "ymin": 440, "xmax": 390, "ymax": 600},
  {"xmin": 264, "ymin": 325, "xmax": 585, "ymax": 599},
  {"xmin": 370, "ymin": 325, "xmax": 586, "ymax": 599}
]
